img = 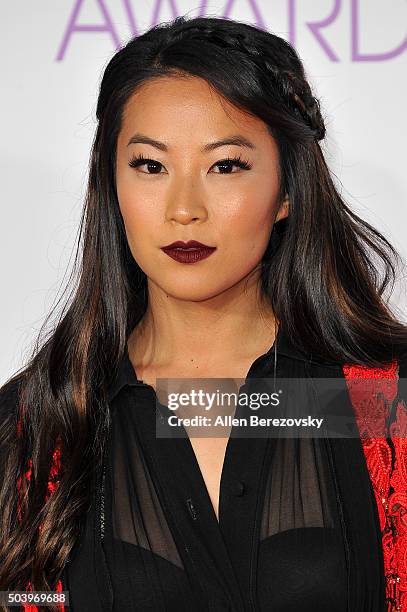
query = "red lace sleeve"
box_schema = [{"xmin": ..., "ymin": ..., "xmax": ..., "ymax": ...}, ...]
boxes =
[
  {"xmin": 343, "ymin": 360, "xmax": 407, "ymax": 612},
  {"xmin": 16, "ymin": 412, "xmax": 65, "ymax": 612}
]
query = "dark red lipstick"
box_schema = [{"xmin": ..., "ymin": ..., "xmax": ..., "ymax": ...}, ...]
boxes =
[{"xmin": 161, "ymin": 240, "xmax": 217, "ymax": 264}]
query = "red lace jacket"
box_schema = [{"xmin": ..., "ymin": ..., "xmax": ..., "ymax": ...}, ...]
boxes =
[
  {"xmin": 16, "ymin": 361, "xmax": 407, "ymax": 612},
  {"xmin": 342, "ymin": 360, "xmax": 407, "ymax": 612}
]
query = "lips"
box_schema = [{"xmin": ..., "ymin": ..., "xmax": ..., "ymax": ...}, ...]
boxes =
[
  {"xmin": 161, "ymin": 240, "xmax": 214, "ymax": 249},
  {"xmin": 161, "ymin": 240, "xmax": 216, "ymax": 264}
]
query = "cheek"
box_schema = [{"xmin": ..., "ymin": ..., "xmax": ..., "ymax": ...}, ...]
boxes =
[
  {"xmin": 116, "ymin": 176, "xmax": 158, "ymax": 240},
  {"xmin": 224, "ymin": 194, "xmax": 276, "ymax": 247},
  {"xmin": 117, "ymin": 200, "xmax": 158, "ymax": 264}
]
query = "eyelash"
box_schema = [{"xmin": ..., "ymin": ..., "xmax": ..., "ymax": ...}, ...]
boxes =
[{"xmin": 128, "ymin": 153, "xmax": 252, "ymax": 173}]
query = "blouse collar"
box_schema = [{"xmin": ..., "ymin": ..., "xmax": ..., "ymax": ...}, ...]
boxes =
[{"xmin": 106, "ymin": 324, "xmax": 340, "ymax": 403}]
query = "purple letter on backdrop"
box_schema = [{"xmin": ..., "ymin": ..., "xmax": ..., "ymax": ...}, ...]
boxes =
[
  {"xmin": 57, "ymin": 0, "xmax": 265, "ymax": 59},
  {"xmin": 56, "ymin": 0, "xmax": 121, "ymax": 61},
  {"xmin": 351, "ymin": 0, "xmax": 407, "ymax": 61},
  {"xmin": 117, "ymin": 0, "xmax": 210, "ymax": 37},
  {"xmin": 222, "ymin": 0, "xmax": 266, "ymax": 28},
  {"xmin": 149, "ymin": 0, "xmax": 182, "ymax": 32},
  {"xmin": 124, "ymin": 0, "xmax": 266, "ymax": 37},
  {"xmin": 289, "ymin": 0, "xmax": 341, "ymax": 61},
  {"xmin": 122, "ymin": 0, "xmax": 139, "ymax": 36}
]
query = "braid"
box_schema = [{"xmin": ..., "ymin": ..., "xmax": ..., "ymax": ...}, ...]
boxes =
[
  {"xmin": 234, "ymin": 34, "xmax": 326, "ymax": 142},
  {"xmin": 271, "ymin": 68, "xmax": 326, "ymax": 141},
  {"xmin": 170, "ymin": 21, "xmax": 326, "ymax": 141}
]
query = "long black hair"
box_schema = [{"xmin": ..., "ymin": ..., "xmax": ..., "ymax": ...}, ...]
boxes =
[{"xmin": 1, "ymin": 14, "xmax": 406, "ymax": 607}]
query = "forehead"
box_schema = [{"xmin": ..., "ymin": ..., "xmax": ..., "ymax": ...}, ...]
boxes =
[{"xmin": 118, "ymin": 75, "xmax": 271, "ymax": 144}]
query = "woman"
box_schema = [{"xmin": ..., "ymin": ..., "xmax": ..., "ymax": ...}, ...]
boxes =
[{"xmin": 1, "ymin": 14, "xmax": 406, "ymax": 612}]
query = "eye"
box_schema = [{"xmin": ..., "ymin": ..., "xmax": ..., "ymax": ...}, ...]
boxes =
[
  {"xmin": 128, "ymin": 154, "xmax": 253, "ymax": 175},
  {"xmin": 128, "ymin": 154, "xmax": 164, "ymax": 174},
  {"xmin": 211, "ymin": 155, "xmax": 252, "ymax": 174}
]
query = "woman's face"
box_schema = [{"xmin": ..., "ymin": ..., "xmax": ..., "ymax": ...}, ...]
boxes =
[{"xmin": 115, "ymin": 75, "xmax": 288, "ymax": 301}]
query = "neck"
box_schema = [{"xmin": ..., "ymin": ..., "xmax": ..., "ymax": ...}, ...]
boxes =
[{"xmin": 128, "ymin": 276, "xmax": 277, "ymax": 373}]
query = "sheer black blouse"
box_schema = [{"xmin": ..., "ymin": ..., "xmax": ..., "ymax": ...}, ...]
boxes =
[{"xmin": 62, "ymin": 325, "xmax": 396, "ymax": 611}]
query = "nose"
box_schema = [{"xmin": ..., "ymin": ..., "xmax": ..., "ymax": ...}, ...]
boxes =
[{"xmin": 164, "ymin": 178, "xmax": 208, "ymax": 225}]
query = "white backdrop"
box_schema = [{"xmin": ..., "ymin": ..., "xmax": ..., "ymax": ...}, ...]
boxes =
[{"xmin": 1, "ymin": 0, "xmax": 406, "ymax": 384}]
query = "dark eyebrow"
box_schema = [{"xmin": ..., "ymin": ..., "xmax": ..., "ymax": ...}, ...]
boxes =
[{"xmin": 126, "ymin": 132, "xmax": 256, "ymax": 152}]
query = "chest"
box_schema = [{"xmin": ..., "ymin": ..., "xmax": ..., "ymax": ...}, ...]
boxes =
[
  {"xmin": 137, "ymin": 365, "xmax": 249, "ymax": 524},
  {"xmin": 188, "ymin": 435, "xmax": 230, "ymax": 522}
]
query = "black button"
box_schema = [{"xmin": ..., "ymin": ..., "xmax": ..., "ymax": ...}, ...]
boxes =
[
  {"xmin": 231, "ymin": 480, "xmax": 245, "ymax": 496},
  {"xmin": 186, "ymin": 498, "xmax": 199, "ymax": 520}
]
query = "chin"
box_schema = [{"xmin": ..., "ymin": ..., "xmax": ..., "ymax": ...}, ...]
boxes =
[{"xmin": 155, "ymin": 280, "xmax": 230, "ymax": 302}]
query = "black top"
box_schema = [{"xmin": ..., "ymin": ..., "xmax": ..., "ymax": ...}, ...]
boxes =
[
  {"xmin": 2, "ymin": 327, "xmax": 405, "ymax": 611},
  {"xmin": 61, "ymin": 326, "xmax": 407, "ymax": 612}
]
